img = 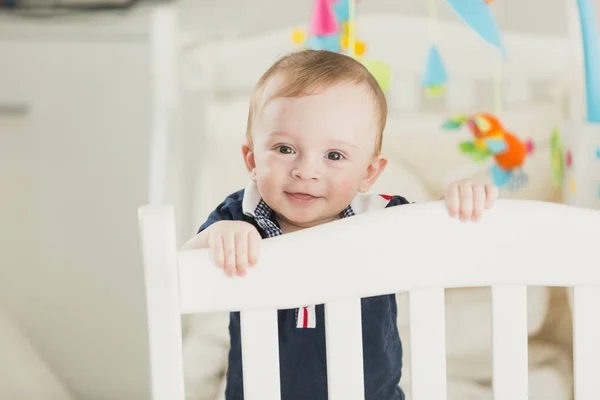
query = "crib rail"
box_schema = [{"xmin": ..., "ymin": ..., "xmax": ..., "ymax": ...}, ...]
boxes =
[
  {"xmin": 176, "ymin": 200, "xmax": 599, "ymax": 313},
  {"xmin": 139, "ymin": 200, "xmax": 600, "ymax": 400}
]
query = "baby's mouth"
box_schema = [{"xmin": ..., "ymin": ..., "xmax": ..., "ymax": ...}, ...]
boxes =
[
  {"xmin": 287, "ymin": 192, "xmax": 318, "ymax": 200},
  {"xmin": 285, "ymin": 192, "xmax": 323, "ymax": 203}
]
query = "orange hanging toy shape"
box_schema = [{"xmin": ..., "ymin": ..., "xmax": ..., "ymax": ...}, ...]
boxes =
[
  {"xmin": 469, "ymin": 113, "xmax": 528, "ymax": 170},
  {"xmin": 443, "ymin": 112, "xmax": 534, "ymax": 190}
]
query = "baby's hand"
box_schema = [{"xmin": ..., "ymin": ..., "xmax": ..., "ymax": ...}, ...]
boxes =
[
  {"xmin": 208, "ymin": 221, "xmax": 261, "ymax": 277},
  {"xmin": 442, "ymin": 179, "xmax": 498, "ymax": 221},
  {"xmin": 182, "ymin": 221, "xmax": 261, "ymax": 277}
]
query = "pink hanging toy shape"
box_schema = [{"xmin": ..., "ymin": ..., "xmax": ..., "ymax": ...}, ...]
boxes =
[{"xmin": 310, "ymin": 0, "xmax": 339, "ymax": 36}]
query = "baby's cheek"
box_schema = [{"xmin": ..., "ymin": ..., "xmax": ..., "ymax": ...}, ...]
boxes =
[
  {"xmin": 332, "ymin": 176, "xmax": 361, "ymax": 198},
  {"xmin": 257, "ymin": 155, "xmax": 281, "ymax": 177}
]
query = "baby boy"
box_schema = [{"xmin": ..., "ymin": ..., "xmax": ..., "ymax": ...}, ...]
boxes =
[{"xmin": 183, "ymin": 50, "xmax": 498, "ymax": 400}]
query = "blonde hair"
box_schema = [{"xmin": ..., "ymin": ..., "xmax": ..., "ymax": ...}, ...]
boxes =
[{"xmin": 246, "ymin": 49, "xmax": 387, "ymax": 154}]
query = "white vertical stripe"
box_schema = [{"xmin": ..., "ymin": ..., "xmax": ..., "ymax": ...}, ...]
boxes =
[
  {"xmin": 307, "ymin": 305, "xmax": 316, "ymax": 328},
  {"xmin": 296, "ymin": 307, "xmax": 305, "ymax": 328}
]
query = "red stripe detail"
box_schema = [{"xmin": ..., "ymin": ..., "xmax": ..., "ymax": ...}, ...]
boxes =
[
  {"xmin": 303, "ymin": 307, "xmax": 308, "ymax": 328},
  {"xmin": 379, "ymin": 194, "xmax": 393, "ymax": 201}
]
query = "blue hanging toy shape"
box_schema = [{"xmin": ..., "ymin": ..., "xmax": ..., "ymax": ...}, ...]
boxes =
[
  {"xmin": 446, "ymin": 0, "xmax": 505, "ymax": 56},
  {"xmin": 422, "ymin": 0, "xmax": 448, "ymax": 96},
  {"xmin": 331, "ymin": 0, "xmax": 350, "ymax": 23},
  {"xmin": 422, "ymin": 45, "xmax": 448, "ymax": 97}
]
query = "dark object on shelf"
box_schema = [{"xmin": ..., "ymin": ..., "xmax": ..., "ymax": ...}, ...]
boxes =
[{"xmin": 0, "ymin": 0, "xmax": 154, "ymax": 17}]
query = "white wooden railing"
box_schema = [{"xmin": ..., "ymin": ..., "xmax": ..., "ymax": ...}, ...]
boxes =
[{"xmin": 138, "ymin": 200, "xmax": 600, "ymax": 400}]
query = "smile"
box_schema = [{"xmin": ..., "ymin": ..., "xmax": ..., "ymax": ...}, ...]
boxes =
[{"xmin": 285, "ymin": 192, "xmax": 321, "ymax": 205}]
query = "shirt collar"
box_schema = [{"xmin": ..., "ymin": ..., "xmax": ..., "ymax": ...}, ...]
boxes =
[{"xmin": 241, "ymin": 181, "xmax": 263, "ymax": 218}]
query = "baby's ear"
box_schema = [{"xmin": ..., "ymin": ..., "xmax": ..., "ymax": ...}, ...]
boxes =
[
  {"xmin": 358, "ymin": 153, "xmax": 387, "ymax": 193},
  {"xmin": 241, "ymin": 143, "xmax": 257, "ymax": 181}
]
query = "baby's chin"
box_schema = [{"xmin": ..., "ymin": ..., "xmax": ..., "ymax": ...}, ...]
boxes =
[{"xmin": 278, "ymin": 208, "xmax": 339, "ymax": 229}]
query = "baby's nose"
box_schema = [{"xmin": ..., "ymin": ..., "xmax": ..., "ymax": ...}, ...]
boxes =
[{"xmin": 291, "ymin": 156, "xmax": 320, "ymax": 181}]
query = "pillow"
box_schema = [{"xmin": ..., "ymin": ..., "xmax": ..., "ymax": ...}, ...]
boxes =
[{"xmin": 370, "ymin": 157, "xmax": 433, "ymax": 202}]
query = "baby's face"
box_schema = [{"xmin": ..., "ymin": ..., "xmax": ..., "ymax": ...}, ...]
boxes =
[{"xmin": 245, "ymin": 81, "xmax": 386, "ymax": 229}]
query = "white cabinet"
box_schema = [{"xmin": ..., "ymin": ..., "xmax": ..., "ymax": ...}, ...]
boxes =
[{"xmin": 0, "ymin": 7, "xmax": 187, "ymax": 399}]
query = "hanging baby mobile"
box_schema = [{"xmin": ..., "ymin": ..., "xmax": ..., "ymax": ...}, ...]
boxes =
[
  {"xmin": 441, "ymin": 0, "xmax": 535, "ymax": 191},
  {"xmin": 291, "ymin": 0, "xmax": 392, "ymax": 92}
]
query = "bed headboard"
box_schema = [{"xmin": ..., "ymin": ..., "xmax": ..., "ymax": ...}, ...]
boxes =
[{"xmin": 190, "ymin": 13, "xmax": 577, "ymax": 112}]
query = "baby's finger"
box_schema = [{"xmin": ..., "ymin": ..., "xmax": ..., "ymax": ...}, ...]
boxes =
[
  {"xmin": 208, "ymin": 232, "xmax": 225, "ymax": 268},
  {"xmin": 235, "ymin": 231, "xmax": 249, "ymax": 277},
  {"xmin": 485, "ymin": 184, "xmax": 499, "ymax": 209},
  {"xmin": 222, "ymin": 232, "xmax": 236, "ymax": 277},
  {"xmin": 458, "ymin": 182, "xmax": 474, "ymax": 221},
  {"xmin": 248, "ymin": 230, "xmax": 261, "ymax": 267},
  {"xmin": 445, "ymin": 183, "xmax": 460, "ymax": 217},
  {"xmin": 471, "ymin": 184, "xmax": 486, "ymax": 221}
]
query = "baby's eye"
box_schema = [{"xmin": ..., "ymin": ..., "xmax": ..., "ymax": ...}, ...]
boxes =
[
  {"xmin": 277, "ymin": 145, "xmax": 294, "ymax": 154},
  {"xmin": 326, "ymin": 151, "xmax": 344, "ymax": 161}
]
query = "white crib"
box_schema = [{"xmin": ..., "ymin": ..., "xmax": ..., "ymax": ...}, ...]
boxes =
[
  {"xmin": 138, "ymin": 200, "xmax": 600, "ymax": 400},
  {"xmin": 140, "ymin": 1, "xmax": 600, "ymax": 398}
]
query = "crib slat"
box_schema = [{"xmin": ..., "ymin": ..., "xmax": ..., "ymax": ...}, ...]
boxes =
[
  {"xmin": 491, "ymin": 286, "xmax": 528, "ymax": 400},
  {"xmin": 572, "ymin": 287, "xmax": 600, "ymax": 400},
  {"xmin": 240, "ymin": 309, "xmax": 281, "ymax": 400},
  {"xmin": 409, "ymin": 289, "xmax": 447, "ymax": 400},
  {"xmin": 325, "ymin": 298, "xmax": 365, "ymax": 400},
  {"xmin": 388, "ymin": 75, "xmax": 419, "ymax": 112},
  {"xmin": 138, "ymin": 206, "xmax": 185, "ymax": 400},
  {"xmin": 446, "ymin": 78, "xmax": 476, "ymax": 110}
]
